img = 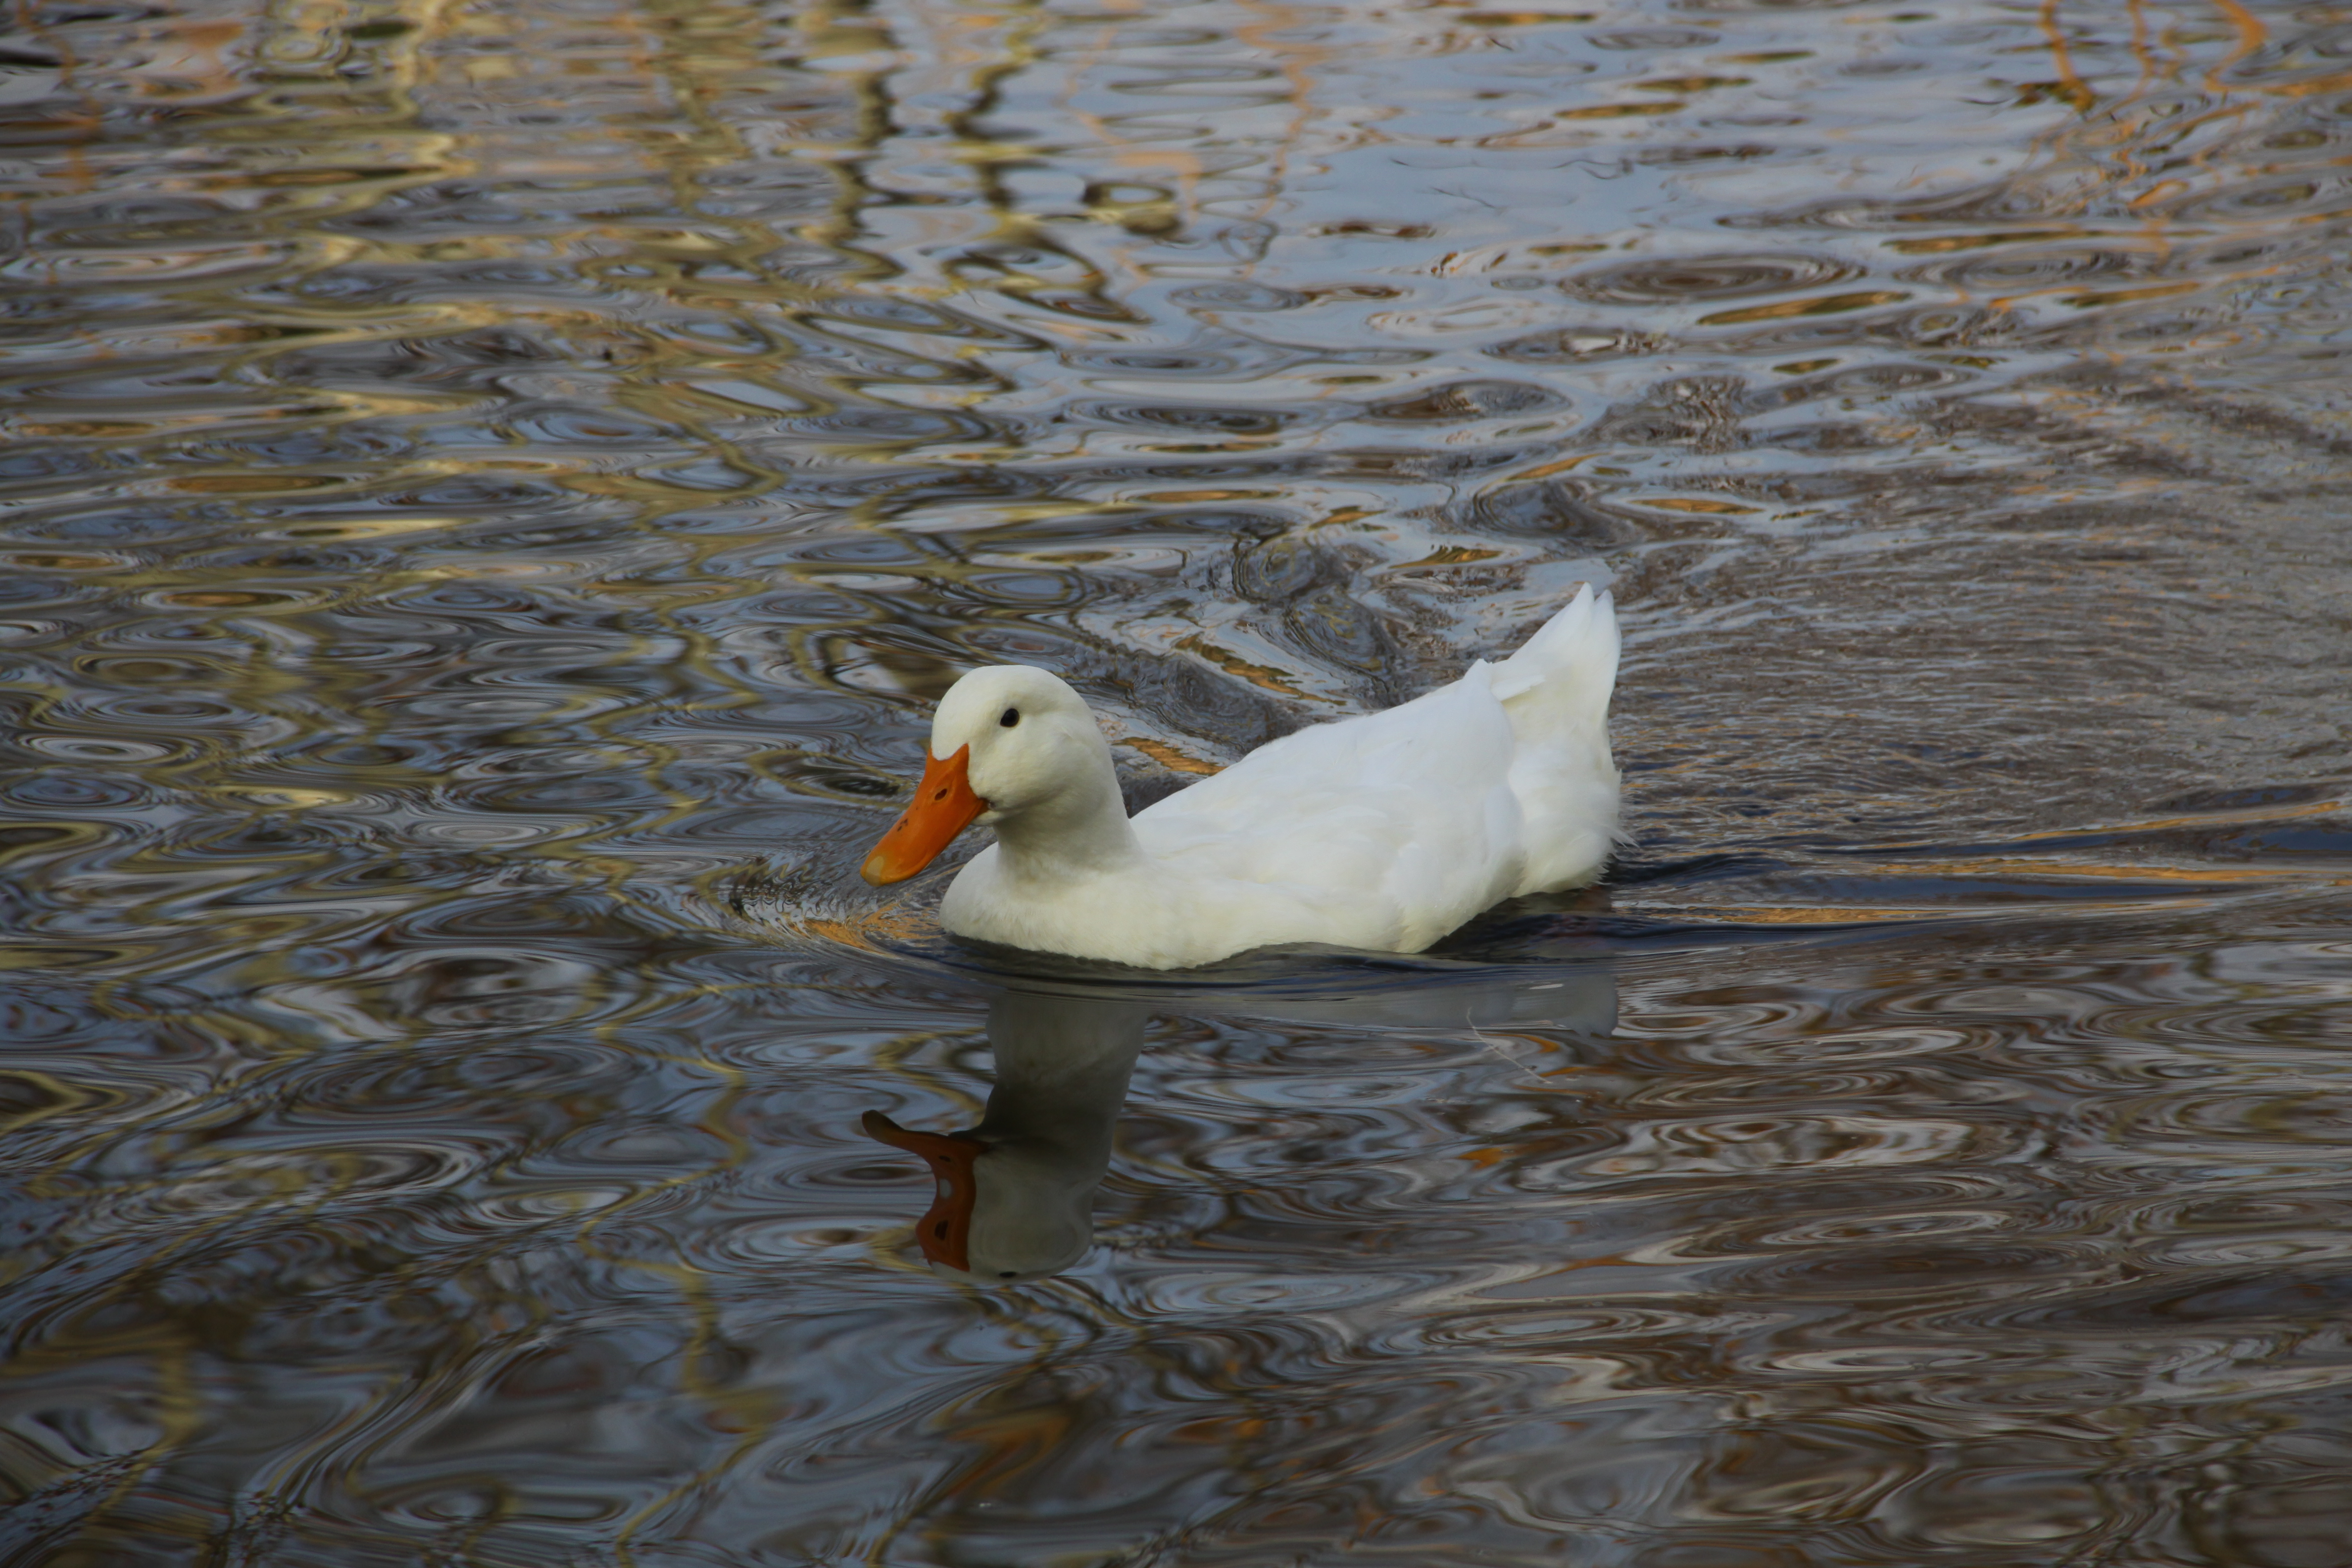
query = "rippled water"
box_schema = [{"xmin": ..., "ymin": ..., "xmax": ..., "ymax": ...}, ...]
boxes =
[{"xmin": 5, "ymin": 0, "xmax": 2352, "ymax": 1559}]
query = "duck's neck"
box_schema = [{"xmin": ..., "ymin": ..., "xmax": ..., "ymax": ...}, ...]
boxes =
[{"xmin": 989, "ymin": 755, "xmax": 1145, "ymax": 884}]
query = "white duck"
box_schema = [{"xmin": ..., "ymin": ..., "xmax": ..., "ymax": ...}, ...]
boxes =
[{"xmin": 861, "ymin": 584, "xmax": 1621, "ymax": 970}]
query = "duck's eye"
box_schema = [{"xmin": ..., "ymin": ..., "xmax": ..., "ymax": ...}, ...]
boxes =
[{"xmin": 1000, "ymin": 707, "xmax": 1020, "ymax": 728}]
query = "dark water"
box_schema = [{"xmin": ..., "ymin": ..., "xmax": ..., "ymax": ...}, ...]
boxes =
[{"xmin": 5, "ymin": 0, "xmax": 2352, "ymax": 1559}]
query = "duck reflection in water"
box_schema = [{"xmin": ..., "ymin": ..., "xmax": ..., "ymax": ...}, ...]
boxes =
[
  {"xmin": 863, "ymin": 953, "xmax": 1616, "ymax": 1284},
  {"xmin": 865, "ymin": 985, "xmax": 1148, "ymax": 1283}
]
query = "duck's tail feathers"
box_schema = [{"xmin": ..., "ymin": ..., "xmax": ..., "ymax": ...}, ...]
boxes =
[
  {"xmin": 1493, "ymin": 584, "xmax": 1622, "ymax": 894},
  {"xmin": 1490, "ymin": 582, "xmax": 1618, "ymax": 729}
]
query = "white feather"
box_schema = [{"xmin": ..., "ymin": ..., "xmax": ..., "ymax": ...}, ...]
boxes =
[{"xmin": 919, "ymin": 585, "xmax": 1621, "ymax": 969}]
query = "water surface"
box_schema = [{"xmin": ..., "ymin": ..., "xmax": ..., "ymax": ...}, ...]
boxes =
[{"xmin": 3, "ymin": 0, "xmax": 2351, "ymax": 1561}]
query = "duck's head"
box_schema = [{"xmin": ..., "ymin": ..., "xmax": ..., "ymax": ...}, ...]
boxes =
[{"xmin": 860, "ymin": 664, "xmax": 1106, "ymax": 885}]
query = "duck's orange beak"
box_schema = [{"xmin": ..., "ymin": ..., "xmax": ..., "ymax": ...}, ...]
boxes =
[
  {"xmin": 861, "ymin": 1110, "xmax": 984, "ymax": 1273},
  {"xmin": 861, "ymin": 744, "xmax": 984, "ymax": 885}
]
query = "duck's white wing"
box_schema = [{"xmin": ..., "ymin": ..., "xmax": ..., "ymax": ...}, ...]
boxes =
[
  {"xmin": 1131, "ymin": 584, "xmax": 1619, "ymax": 948},
  {"xmin": 1132, "ymin": 665, "xmax": 1529, "ymax": 949}
]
